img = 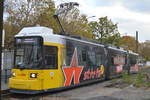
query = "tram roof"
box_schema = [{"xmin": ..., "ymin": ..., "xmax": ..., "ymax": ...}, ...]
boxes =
[
  {"xmin": 15, "ymin": 26, "xmax": 138, "ymax": 55},
  {"xmin": 15, "ymin": 26, "xmax": 53, "ymax": 37},
  {"xmin": 128, "ymin": 50, "xmax": 139, "ymax": 56},
  {"xmin": 15, "ymin": 26, "xmax": 66, "ymax": 45},
  {"xmin": 108, "ymin": 46, "xmax": 127, "ymax": 53},
  {"xmin": 63, "ymin": 35, "xmax": 105, "ymax": 47}
]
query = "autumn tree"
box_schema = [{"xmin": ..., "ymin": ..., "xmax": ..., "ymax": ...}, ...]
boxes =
[
  {"xmin": 57, "ymin": 5, "xmax": 93, "ymax": 39},
  {"xmin": 4, "ymin": 0, "xmax": 94, "ymax": 49},
  {"xmin": 139, "ymin": 40, "xmax": 150, "ymax": 61},
  {"xmin": 89, "ymin": 16, "xmax": 121, "ymax": 45},
  {"xmin": 3, "ymin": 21, "xmax": 20, "ymax": 49},
  {"xmin": 103, "ymin": 32, "xmax": 121, "ymax": 47},
  {"xmin": 5, "ymin": 0, "xmax": 56, "ymax": 27},
  {"xmin": 119, "ymin": 36, "xmax": 150, "ymax": 61},
  {"xmin": 120, "ymin": 36, "xmax": 137, "ymax": 52},
  {"xmin": 34, "ymin": 1, "xmax": 60, "ymax": 34},
  {"xmin": 4, "ymin": 0, "xmax": 56, "ymax": 48}
]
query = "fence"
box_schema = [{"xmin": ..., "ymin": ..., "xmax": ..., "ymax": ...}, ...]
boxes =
[{"xmin": 1, "ymin": 49, "xmax": 14, "ymax": 83}]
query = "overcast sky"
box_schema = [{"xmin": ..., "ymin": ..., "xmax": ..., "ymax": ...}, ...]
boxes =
[{"xmin": 54, "ymin": 0, "xmax": 150, "ymax": 42}]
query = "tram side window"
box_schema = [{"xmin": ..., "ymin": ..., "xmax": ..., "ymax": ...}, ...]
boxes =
[
  {"xmin": 111, "ymin": 56, "xmax": 114, "ymax": 65},
  {"xmin": 125, "ymin": 55, "xmax": 127, "ymax": 64},
  {"xmin": 130, "ymin": 56, "xmax": 137, "ymax": 65},
  {"xmin": 44, "ymin": 46, "xmax": 58, "ymax": 69},
  {"xmin": 77, "ymin": 47, "xmax": 83, "ymax": 66},
  {"xmin": 95, "ymin": 47, "xmax": 103, "ymax": 66},
  {"xmin": 82, "ymin": 50, "xmax": 86, "ymax": 62},
  {"xmin": 87, "ymin": 48, "xmax": 96, "ymax": 66},
  {"xmin": 66, "ymin": 45, "xmax": 74, "ymax": 66},
  {"xmin": 96, "ymin": 54, "xmax": 101, "ymax": 66}
]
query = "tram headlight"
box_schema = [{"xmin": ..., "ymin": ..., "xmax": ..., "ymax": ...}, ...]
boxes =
[
  {"xmin": 30, "ymin": 73, "xmax": 37, "ymax": 78},
  {"xmin": 12, "ymin": 72, "xmax": 16, "ymax": 77}
]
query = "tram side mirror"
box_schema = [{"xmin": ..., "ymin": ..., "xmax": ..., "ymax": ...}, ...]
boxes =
[
  {"xmin": 17, "ymin": 62, "xmax": 22, "ymax": 67},
  {"xmin": 16, "ymin": 62, "xmax": 24, "ymax": 68}
]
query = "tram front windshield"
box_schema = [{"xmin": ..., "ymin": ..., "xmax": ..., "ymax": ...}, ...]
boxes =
[{"xmin": 14, "ymin": 37, "xmax": 43, "ymax": 69}]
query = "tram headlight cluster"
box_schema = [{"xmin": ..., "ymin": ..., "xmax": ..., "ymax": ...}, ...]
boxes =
[
  {"xmin": 30, "ymin": 73, "xmax": 37, "ymax": 78},
  {"xmin": 12, "ymin": 72, "xmax": 16, "ymax": 77}
]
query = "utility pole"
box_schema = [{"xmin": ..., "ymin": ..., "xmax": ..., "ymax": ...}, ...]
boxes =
[
  {"xmin": 136, "ymin": 31, "xmax": 138, "ymax": 53},
  {"xmin": 0, "ymin": 0, "xmax": 4, "ymax": 95}
]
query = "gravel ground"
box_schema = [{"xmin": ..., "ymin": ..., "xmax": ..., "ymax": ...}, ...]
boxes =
[{"xmin": 2, "ymin": 67, "xmax": 150, "ymax": 100}]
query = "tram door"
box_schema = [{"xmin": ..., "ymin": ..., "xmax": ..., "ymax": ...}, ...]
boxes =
[{"xmin": 42, "ymin": 45, "xmax": 63, "ymax": 89}]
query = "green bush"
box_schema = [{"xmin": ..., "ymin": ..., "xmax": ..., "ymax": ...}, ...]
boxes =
[
  {"xmin": 146, "ymin": 81, "xmax": 150, "ymax": 87},
  {"xmin": 122, "ymin": 72, "xmax": 132, "ymax": 84},
  {"xmin": 134, "ymin": 73, "xmax": 144, "ymax": 87}
]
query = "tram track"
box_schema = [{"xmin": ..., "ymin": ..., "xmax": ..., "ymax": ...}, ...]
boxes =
[
  {"xmin": 1, "ymin": 89, "xmax": 15, "ymax": 97},
  {"xmin": 1, "ymin": 78, "xmax": 111, "ymax": 98},
  {"xmin": 2, "ymin": 67, "xmax": 149, "ymax": 99},
  {"xmin": 1, "ymin": 92, "xmax": 13, "ymax": 97},
  {"xmin": 0, "ymin": 76, "xmax": 123, "ymax": 99}
]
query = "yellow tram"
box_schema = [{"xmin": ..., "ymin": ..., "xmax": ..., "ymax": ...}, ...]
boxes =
[
  {"xmin": 9, "ymin": 26, "xmax": 67, "ymax": 93},
  {"xmin": 9, "ymin": 26, "xmax": 139, "ymax": 94}
]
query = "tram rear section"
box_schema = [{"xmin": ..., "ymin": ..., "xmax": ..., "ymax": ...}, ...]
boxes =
[{"xmin": 9, "ymin": 26, "xmax": 140, "ymax": 94}]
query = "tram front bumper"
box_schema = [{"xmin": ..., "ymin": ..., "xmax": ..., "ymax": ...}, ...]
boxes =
[{"xmin": 9, "ymin": 78, "xmax": 42, "ymax": 90}]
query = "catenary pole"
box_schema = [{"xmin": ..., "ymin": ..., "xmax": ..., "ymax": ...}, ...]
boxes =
[
  {"xmin": 136, "ymin": 31, "xmax": 138, "ymax": 53},
  {"xmin": 0, "ymin": 0, "xmax": 4, "ymax": 95}
]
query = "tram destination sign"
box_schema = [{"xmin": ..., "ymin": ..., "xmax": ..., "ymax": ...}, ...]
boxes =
[{"xmin": 16, "ymin": 38, "xmax": 38, "ymax": 44}]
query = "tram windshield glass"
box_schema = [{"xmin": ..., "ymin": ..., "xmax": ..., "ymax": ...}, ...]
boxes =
[{"xmin": 14, "ymin": 37, "xmax": 43, "ymax": 69}]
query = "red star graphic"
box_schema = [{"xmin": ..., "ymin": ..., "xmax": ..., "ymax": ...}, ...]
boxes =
[{"xmin": 63, "ymin": 48, "xmax": 83, "ymax": 86}]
